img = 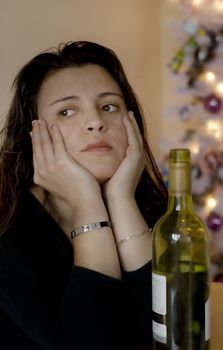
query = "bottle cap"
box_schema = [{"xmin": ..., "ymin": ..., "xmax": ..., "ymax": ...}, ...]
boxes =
[
  {"xmin": 168, "ymin": 148, "xmax": 191, "ymax": 194},
  {"xmin": 169, "ymin": 148, "xmax": 190, "ymax": 164}
]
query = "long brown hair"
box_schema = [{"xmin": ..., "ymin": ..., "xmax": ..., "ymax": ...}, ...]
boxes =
[{"xmin": 0, "ymin": 41, "xmax": 167, "ymax": 234}]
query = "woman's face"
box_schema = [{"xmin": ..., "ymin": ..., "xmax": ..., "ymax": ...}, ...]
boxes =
[{"xmin": 37, "ymin": 64, "xmax": 128, "ymax": 183}]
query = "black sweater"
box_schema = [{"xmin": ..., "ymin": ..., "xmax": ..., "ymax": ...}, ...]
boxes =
[{"xmin": 0, "ymin": 191, "xmax": 152, "ymax": 350}]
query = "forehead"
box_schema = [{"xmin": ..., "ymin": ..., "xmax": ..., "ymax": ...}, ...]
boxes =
[{"xmin": 38, "ymin": 64, "xmax": 122, "ymax": 100}]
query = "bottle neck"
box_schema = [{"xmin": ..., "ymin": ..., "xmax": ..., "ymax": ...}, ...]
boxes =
[{"xmin": 168, "ymin": 162, "xmax": 193, "ymax": 211}]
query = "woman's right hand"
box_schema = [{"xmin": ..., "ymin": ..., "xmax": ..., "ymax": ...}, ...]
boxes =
[
  {"xmin": 31, "ymin": 119, "xmax": 101, "ymax": 210},
  {"xmin": 31, "ymin": 119, "xmax": 121, "ymax": 278}
]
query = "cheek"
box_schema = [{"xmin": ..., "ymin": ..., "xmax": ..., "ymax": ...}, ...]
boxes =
[
  {"xmin": 115, "ymin": 123, "xmax": 128, "ymax": 155},
  {"xmin": 119, "ymin": 137, "xmax": 128, "ymax": 160}
]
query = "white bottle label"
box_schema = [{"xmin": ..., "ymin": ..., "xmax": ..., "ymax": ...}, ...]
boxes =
[{"xmin": 152, "ymin": 272, "xmax": 167, "ymax": 343}]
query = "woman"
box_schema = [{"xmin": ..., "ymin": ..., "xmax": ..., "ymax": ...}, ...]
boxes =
[{"xmin": 0, "ymin": 41, "xmax": 167, "ymax": 349}]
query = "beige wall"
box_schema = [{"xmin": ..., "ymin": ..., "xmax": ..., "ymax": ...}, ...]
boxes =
[
  {"xmin": 0, "ymin": 0, "xmax": 163, "ymax": 157},
  {"xmin": 160, "ymin": 2, "xmax": 186, "ymax": 154}
]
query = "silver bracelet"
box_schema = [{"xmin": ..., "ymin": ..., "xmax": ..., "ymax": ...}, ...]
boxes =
[
  {"xmin": 71, "ymin": 221, "xmax": 112, "ymax": 239},
  {"xmin": 116, "ymin": 228, "xmax": 152, "ymax": 247}
]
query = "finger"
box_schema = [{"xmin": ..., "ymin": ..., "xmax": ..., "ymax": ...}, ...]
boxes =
[
  {"xmin": 50, "ymin": 123, "xmax": 68, "ymax": 161},
  {"xmin": 32, "ymin": 119, "xmax": 55, "ymax": 168},
  {"xmin": 30, "ymin": 131, "xmax": 36, "ymax": 169},
  {"xmin": 30, "ymin": 124, "xmax": 44, "ymax": 184},
  {"xmin": 38, "ymin": 119, "xmax": 55, "ymax": 157},
  {"xmin": 31, "ymin": 120, "xmax": 46, "ymax": 167},
  {"xmin": 128, "ymin": 111, "xmax": 144, "ymax": 147},
  {"xmin": 32, "ymin": 150, "xmax": 39, "ymax": 183},
  {"xmin": 123, "ymin": 112, "xmax": 142, "ymax": 150}
]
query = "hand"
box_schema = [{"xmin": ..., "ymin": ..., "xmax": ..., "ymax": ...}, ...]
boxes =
[
  {"xmin": 31, "ymin": 119, "xmax": 101, "ymax": 210},
  {"xmin": 103, "ymin": 111, "xmax": 145, "ymax": 201},
  {"xmin": 102, "ymin": 112, "xmax": 150, "ymax": 271}
]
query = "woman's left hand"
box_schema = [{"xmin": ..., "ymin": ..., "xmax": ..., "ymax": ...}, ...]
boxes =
[
  {"xmin": 103, "ymin": 112, "xmax": 151, "ymax": 271},
  {"xmin": 103, "ymin": 111, "xmax": 145, "ymax": 201}
]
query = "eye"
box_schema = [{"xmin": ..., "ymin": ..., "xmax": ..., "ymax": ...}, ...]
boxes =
[
  {"xmin": 102, "ymin": 104, "xmax": 118, "ymax": 113},
  {"xmin": 58, "ymin": 109, "xmax": 76, "ymax": 118}
]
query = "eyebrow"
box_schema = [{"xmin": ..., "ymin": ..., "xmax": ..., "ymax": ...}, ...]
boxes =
[
  {"xmin": 98, "ymin": 92, "xmax": 124, "ymax": 99},
  {"xmin": 49, "ymin": 92, "xmax": 124, "ymax": 106},
  {"xmin": 49, "ymin": 95, "xmax": 79, "ymax": 106}
]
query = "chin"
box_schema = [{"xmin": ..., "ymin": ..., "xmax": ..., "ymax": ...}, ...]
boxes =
[
  {"xmin": 96, "ymin": 176, "xmax": 111, "ymax": 185},
  {"xmin": 89, "ymin": 167, "xmax": 117, "ymax": 184},
  {"xmin": 80, "ymin": 159, "xmax": 121, "ymax": 184},
  {"xmin": 93, "ymin": 172, "xmax": 112, "ymax": 184}
]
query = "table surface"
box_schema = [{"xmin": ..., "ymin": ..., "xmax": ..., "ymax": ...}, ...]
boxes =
[{"xmin": 211, "ymin": 282, "xmax": 223, "ymax": 350}]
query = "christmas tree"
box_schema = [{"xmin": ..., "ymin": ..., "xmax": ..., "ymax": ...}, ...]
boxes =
[{"xmin": 161, "ymin": 0, "xmax": 223, "ymax": 282}]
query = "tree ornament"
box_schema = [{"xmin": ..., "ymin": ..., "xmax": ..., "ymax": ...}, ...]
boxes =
[
  {"xmin": 170, "ymin": 49, "xmax": 185, "ymax": 72},
  {"xmin": 184, "ymin": 18, "xmax": 199, "ymax": 35},
  {"xmin": 213, "ymin": 273, "xmax": 223, "ymax": 282},
  {"xmin": 192, "ymin": 164, "xmax": 202, "ymax": 179},
  {"xmin": 204, "ymin": 150, "xmax": 220, "ymax": 171},
  {"xmin": 203, "ymin": 94, "xmax": 222, "ymax": 114},
  {"xmin": 195, "ymin": 46, "xmax": 210, "ymax": 63},
  {"xmin": 217, "ymin": 165, "xmax": 223, "ymax": 182},
  {"xmin": 206, "ymin": 211, "xmax": 223, "ymax": 231}
]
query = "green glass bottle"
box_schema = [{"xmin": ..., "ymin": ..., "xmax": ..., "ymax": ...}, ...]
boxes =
[{"xmin": 152, "ymin": 148, "xmax": 210, "ymax": 350}]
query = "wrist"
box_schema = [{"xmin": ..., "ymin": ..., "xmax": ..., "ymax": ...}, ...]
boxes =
[
  {"xmin": 73, "ymin": 197, "xmax": 109, "ymax": 229},
  {"xmin": 69, "ymin": 184, "xmax": 102, "ymax": 210},
  {"xmin": 105, "ymin": 195, "xmax": 136, "ymax": 213}
]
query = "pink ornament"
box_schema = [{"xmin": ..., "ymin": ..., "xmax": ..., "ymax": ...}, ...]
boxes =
[
  {"xmin": 213, "ymin": 274, "xmax": 223, "ymax": 283},
  {"xmin": 206, "ymin": 211, "xmax": 223, "ymax": 232},
  {"xmin": 204, "ymin": 150, "xmax": 220, "ymax": 171},
  {"xmin": 203, "ymin": 94, "xmax": 222, "ymax": 114}
]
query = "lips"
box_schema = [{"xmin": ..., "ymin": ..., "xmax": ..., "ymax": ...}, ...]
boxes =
[{"xmin": 82, "ymin": 141, "xmax": 112, "ymax": 152}]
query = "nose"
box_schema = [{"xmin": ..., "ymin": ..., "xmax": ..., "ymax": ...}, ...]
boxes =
[{"xmin": 85, "ymin": 111, "xmax": 106, "ymax": 132}]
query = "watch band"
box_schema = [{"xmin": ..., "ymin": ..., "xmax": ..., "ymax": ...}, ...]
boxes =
[{"xmin": 71, "ymin": 221, "xmax": 112, "ymax": 239}]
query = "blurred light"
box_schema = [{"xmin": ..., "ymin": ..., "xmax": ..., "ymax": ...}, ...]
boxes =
[
  {"xmin": 216, "ymin": 82, "xmax": 223, "ymax": 94},
  {"xmin": 213, "ymin": 0, "xmax": 223, "ymax": 12},
  {"xmin": 205, "ymin": 71, "xmax": 216, "ymax": 83},
  {"xmin": 206, "ymin": 120, "xmax": 219, "ymax": 132},
  {"xmin": 192, "ymin": 0, "xmax": 204, "ymax": 7},
  {"xmin": 215, "ymin": 132, "xmax": 221, "ymax": 139},
  {"xmin": 206, "ymin": 196, "xmax": 217, "ymax": 210},
  {"xmin": 206, "ymin": 120, "xmax": 221, "ymax": 139},
  {"xmin": 190, "ymin": 142, "xmax": 200, "ymax": 155}
]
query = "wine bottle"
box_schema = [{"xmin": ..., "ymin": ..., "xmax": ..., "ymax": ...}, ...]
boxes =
[{"xmin": 152, "ymin": 148, "xmax": 210, "ymax": 350}]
